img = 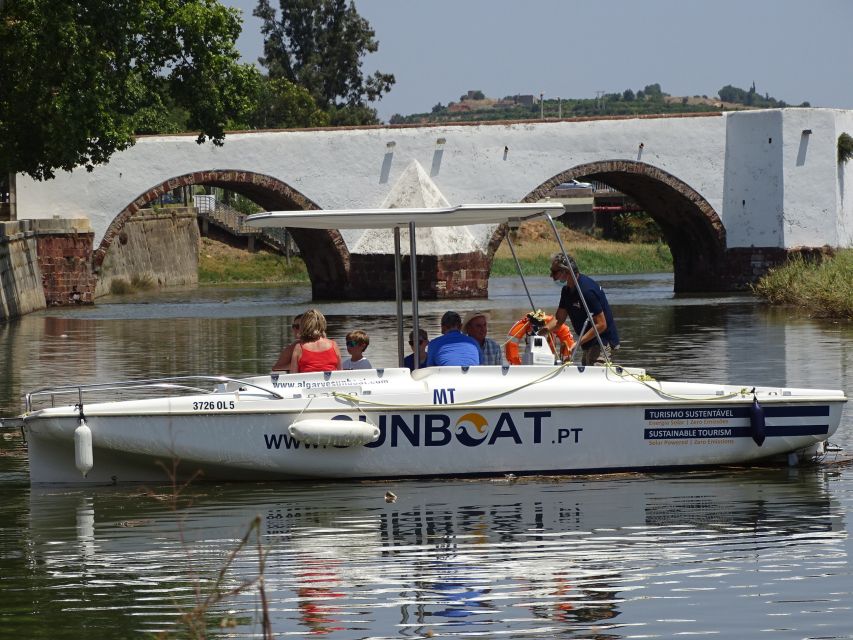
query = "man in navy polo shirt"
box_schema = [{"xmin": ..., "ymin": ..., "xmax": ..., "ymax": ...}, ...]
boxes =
[
  {"xmin": 426, "ymin": 311, "xmax": 484, "ymax": 366},
  {"xmin": 549, "ymin": 254, "xmax": 619, "ymax": 366}
]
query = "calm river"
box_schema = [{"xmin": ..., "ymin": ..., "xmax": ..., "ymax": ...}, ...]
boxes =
[{"xmin": 1, "ymin": 274, "xmax": 852, "ymax": 639}]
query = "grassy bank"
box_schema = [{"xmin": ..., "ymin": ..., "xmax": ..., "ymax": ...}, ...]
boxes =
[
  {"xmin": 198, "ymin": 237, "xmax": 309, "ymax": 284},
  {"xmin": 198, "ymin": 223, "xmax": 673, "ymax": 285},
  {"xmin": 492, "ymin": 221, "xmax": 672, "ymax": 276},
  {"xmin": 752, "ymin": 250, "xmax": 853, "ymax": 318}
]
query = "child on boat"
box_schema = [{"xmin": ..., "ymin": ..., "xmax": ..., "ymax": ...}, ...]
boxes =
[{"xmin": 342, "ymin": 329, "xmax": 372, "ymax": 370}]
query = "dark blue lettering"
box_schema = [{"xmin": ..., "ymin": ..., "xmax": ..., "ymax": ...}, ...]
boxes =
[
  {"xmin": 433, "ymin": 388, "xmax": 456, "ymax": 404},
  {"xmin": 392, "ymin": 414, "xmax": 420, "ymax": 447},
  {"xmin": 425, "ymin": 414, "xmax": 451, "ymax": 446},
  {"xmin": 365, "ymin": 415, "xmax": 387, "ymax": 448},
  {"xmin": 524, "ymin": 410, "xmax": 550, "ymax": 444},
  {"xmin": 488, "ymin": 413, "xmax": 522, "ymax": 445},
  {"xmin": 264, "ymin": 433, "xmax": 300, "ymax": 449}
]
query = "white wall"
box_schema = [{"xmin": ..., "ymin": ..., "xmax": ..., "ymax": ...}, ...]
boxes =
[
  {"xmin": 722, "ymin": 110, "xmax": 784, "ymax": 247},
  {"xmin": 14, "ymin": 109, "xmax": 852, "ymax": 251},
  {"xmin": 836, "ymin": 110, "xmax": 853, "ymax": 247},
  {"xmin": 781, "ymin": 109, "xmax": 840, "ymax": 247}
]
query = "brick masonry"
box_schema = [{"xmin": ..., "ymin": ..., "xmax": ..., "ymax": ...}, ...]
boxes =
[
  {"xmin": 0, "ymin": 219, "xmax": 93, "ymax": 320},
  {"xmin": 35, "ymin": 232, "xmax": 95, "ymax": 307}
]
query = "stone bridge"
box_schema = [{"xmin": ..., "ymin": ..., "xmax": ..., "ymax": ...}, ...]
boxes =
[{"xmin": 11, "ymin": 108, "xmax": 853, "ymax": 298}]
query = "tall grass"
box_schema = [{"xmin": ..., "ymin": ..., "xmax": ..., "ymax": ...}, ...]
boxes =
[
  {"xmin": 752, "ymin": 250, "xmax": 853, "ymax": 318},
  {"xmin": 492, "ymin": 232, "xmax": 672, "ymax": 277},
  {"xmin": 198, "ymin": 227, "xmax": 674, "ymax": 286},
  {"xmin": 198, "ymin": 238, "xmax": 309, "ymax": 284}
]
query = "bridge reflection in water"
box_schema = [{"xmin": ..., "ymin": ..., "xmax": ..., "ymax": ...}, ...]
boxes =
[{"xmin": 16, "ymin": 468, "xmax": 846, "ymax": 638}]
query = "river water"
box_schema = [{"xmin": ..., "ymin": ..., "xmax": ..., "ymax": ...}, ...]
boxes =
[{"xmin": 1, "ymin": 274, "xmax": 853, "ymax": 639}]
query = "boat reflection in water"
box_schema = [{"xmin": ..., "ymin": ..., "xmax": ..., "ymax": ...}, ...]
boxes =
[{"xmin": 24, "ymin": 468, "xmax": 846, "ymax": 638}]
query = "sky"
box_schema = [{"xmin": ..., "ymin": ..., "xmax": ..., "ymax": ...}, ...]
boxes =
[{"xmin": 222, "ymin": 0, "xmax": 853, "ymax": 123}]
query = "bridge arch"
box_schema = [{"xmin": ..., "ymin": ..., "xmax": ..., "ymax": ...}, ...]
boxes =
[
  {"xmin": 94, "ymin": 169, "xmax": 350, "ymax": 298},
  {"xmin": 502, "ymin": 160, "xmax": 727, "ymax": 292}
]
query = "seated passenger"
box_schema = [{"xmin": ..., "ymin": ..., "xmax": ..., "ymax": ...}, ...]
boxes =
[
  {"xmin": 272, "ymin": 313, "xmax": 303, "ymax": 372},
  {"xmin": 463, "ymin": 310, "xmax": 503, "ymax": 365},
  {"xmin": 404, "ymin": 329, "xmax": 428, "ymax": 370},
  {"xmin": 343, "ymin": 329, "xmax": 372, "ymax": 370},
  {"xmin": 426, "ymin": 311, "xmax": 484, "ymax": 367},
  {"xmin": 290, "ymin": 309, "xmax": 342, "ymax": 373}
]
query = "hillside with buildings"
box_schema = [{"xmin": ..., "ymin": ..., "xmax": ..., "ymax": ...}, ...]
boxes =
[{"xmin": 389, "ymin": 83, "xmax": 809, "ymax": 125}]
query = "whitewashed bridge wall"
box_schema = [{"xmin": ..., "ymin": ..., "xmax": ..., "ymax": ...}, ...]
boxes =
[{"xmin": 15, "ymin": 108, "xmax": 853, "ymax": 251}]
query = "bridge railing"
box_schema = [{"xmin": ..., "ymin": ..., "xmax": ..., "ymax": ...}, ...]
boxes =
[{"xmin": 196, "ymin": 200, "xmax": 298, "ymax": 256}]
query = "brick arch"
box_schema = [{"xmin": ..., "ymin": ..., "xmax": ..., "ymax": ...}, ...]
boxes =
[
  {"xmin": 488, "ymin": 160, "xmax": 727, "ymax": 292},
  {"xmin": 93, "ymin": 169, "xmax": 350, "ymax": 298}
]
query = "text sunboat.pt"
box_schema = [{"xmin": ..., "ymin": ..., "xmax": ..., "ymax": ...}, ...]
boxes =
[{"xmin": 4, "ymin": 204, "xmax": 847, "ymax": 484}]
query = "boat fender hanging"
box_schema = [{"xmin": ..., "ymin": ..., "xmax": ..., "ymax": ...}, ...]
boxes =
[
  {"xmin": 289, "ymin": 419, "xmax": 380, "ymax": 447},
  {"xmin": 74, "ymin": 418, "xmax": 94, "ymax": 477},
  {"xmin": 749, "ymin": 391, "xmax": 766, "ymax": 447}
]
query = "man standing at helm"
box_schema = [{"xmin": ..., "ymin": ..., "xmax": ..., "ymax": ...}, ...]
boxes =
[{"xmin": 549, "ymin": 254, "xmax": 619, "ymax": 366}]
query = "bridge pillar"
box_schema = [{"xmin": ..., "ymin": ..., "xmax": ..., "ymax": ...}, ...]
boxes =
[{"xmin": 341, "ymin": 251, "xmax": 491, "ymax": 300}]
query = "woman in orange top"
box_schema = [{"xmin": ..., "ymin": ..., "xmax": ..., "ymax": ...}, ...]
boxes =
[
  {"xmin": 505, "ymin": 309, "xmax": 575, "ymax": 365},
  {"xmin": 290, "ymin": 309, "xmax": 342, "ymax": 373}
]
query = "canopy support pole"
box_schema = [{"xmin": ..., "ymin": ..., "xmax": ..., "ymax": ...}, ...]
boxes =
[
  {"xmin": 394, "ymin": 227, "xmax": 404, "ymax": 367},
  {"xmin": 505, "ymin": 225, "xmax": 537, "ymax": 312},
  {"xmin": 409, "ymin": 222, "xmax": 420, "ymax": 369}
]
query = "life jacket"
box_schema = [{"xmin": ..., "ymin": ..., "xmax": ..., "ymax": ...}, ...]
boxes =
[{"xmin": 505, "ymin": 315, "xmax": 575, "ymax": 365}]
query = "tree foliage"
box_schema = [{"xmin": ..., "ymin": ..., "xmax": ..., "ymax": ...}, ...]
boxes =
[
  {"xmin": 839, "ymin": 133, "xmax": 853, "ymax": 164},
  {"xmin": 242, "ymin": 77, "xmax": 329, "ymax": 129},
  {"xmin": 254, "ymin": 0, "xmax": 394, "ymax": 124},
  {"xmin": 716, "ymin": 83, "xmax": 806, "ymax": 108},
  {"xmin": 0, "ymin": 0, "xmax": 258, "ymax": 180}
]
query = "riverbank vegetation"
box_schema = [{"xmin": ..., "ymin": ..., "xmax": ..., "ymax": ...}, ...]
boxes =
[
  {"xmin": 492, "ymin": 221, "xmax": 672, "ymax": 276},
  {"xmin": 198, "ymin": 238, "xmax": 308, "ymax": 284},
  {"xmin": 752, "ymin": 250, "xmax": 853, "ymax": 318},
  {"xmin": 198, "ymin": 223, "xmax": 673, "ymax": 285}
]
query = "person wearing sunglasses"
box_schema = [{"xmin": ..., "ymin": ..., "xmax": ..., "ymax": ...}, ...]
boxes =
[
  {"xmin": 404, "ymin": 329, "xmax": 428, "ymax": 371},
  {"xmin": 342, "ymin": 329, "xmax": 372, "ymax": 370},
  {"xmin": 271, "ymin": 313, "xmax": 303, "ymax": 372}
]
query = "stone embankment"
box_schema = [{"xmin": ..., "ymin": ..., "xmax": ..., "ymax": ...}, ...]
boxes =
[
  {"xmin": 1, "ymin": 209, "xmax": 200, "ymax": 321},
  {"xmin": 1, "ymin": 218, "xmax": 94, "ymax": 321},
  {"xmin": 94, "ymin": 208, "xmax": 199, "ymax": 297}
]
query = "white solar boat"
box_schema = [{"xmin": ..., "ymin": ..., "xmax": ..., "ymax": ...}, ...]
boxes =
[{"xmin": 5, "ymin": 203, "xmax": 846, "ymax": 483}]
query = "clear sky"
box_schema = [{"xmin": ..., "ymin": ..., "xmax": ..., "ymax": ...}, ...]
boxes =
[{"xmin": 222, "ymin": 0, "xmax": 853, "ymax": 123}]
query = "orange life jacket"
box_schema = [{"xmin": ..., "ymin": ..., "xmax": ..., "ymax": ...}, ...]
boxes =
[{"xmin": 504, "ymin": 315, "xmax": 575, "ymax": 365}]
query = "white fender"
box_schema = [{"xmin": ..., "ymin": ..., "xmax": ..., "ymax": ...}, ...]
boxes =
[
  {"xmin": 74, "ymin": 419, "xmax": 93, "ymax": 477},
  {"xmin": 289, "ymin": 419, "xmax": 380, "ymax": 447}
]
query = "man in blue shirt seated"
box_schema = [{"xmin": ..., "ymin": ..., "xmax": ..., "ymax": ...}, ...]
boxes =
[{"xmin": 426, "ymin": 311, "xmax": 484, "ymax": 366}]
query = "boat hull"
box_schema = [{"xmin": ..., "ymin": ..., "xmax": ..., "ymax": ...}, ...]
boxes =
[{"xmin": 19, "ymin": 366, "xmax": 846, "ymax": 484}]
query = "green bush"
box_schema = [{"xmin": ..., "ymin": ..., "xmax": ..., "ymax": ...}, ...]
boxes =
[
  {"xmin": 753, "ymin": 250, "xmax": 853, "ymax": 318},
  {"xmin": 839, "ymin": 132, "xmax": 853, "ymax": 163}
]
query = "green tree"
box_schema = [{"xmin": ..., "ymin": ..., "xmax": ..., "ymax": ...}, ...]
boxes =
[
  {"xmin": 718, "ymin": 85, "xmax": 749, "ymax": 104},
  {"xmin": 242, "ymin": 76, "xmax": 329, "ymax": 129},
  {"xmin": 643, "ymin": 83, "xmax": 663, "ymax": 100},
  {"xmin": 254, "ymin": 0, "xmax": 394, "ymax": 124},
  {"xmin": 0, "ymin": 0, "xmax": 259, "ymax": 180}
]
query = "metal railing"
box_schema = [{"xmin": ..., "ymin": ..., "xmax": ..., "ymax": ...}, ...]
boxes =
[
  {"xmin": 197, "ymin": 201, "xmax": 296, "ymax": 255},
  {"xmin": 23, "ymin": 375, "xmax": 284, "ymax": 413}
]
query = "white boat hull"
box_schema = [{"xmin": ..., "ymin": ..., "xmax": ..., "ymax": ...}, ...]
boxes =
[{"xmin": 19, "ymin": 366, "xmax": 846, "ymax": 484}]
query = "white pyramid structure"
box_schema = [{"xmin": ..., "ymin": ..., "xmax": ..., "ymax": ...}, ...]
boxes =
[{"xmin": 349, "ymin": 160, "xmax": 485, "ymax": 256}]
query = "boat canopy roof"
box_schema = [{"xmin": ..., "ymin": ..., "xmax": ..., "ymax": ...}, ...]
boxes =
[{"xmin": 245, "ymin": 203, "xmax": 565, "ymax": 230}]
